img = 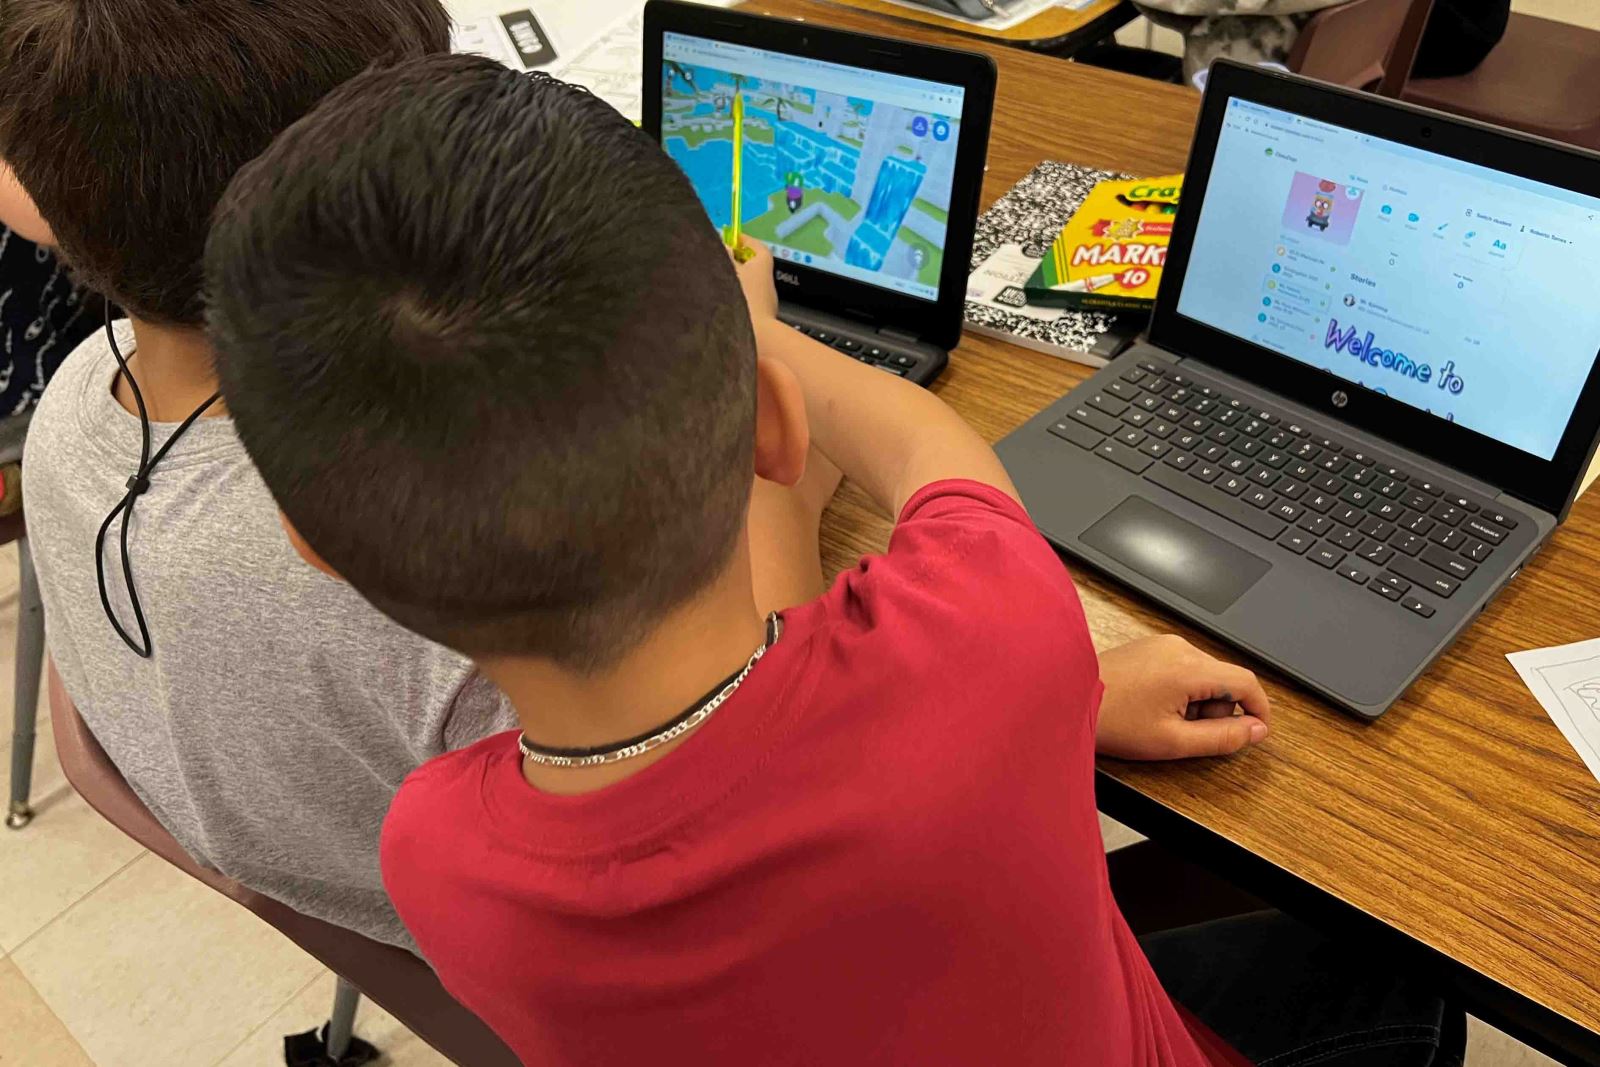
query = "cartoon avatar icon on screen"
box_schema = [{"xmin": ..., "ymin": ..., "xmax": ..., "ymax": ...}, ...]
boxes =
[
  {"xmin": 785, "ymin": 171, "xmax": 805, "ymax": 213},
  {"xmin": 1306, "ymin": 179, "xmax": 1336, "ymax": 231}
]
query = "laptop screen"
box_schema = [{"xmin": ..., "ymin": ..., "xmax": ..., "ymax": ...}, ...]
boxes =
[
  {"xmin": 660, "ymin": 31, "xmax": 965, "ymax": 303},
  {"xmin": 1174, "ymin": 98, "xmax": 1600, "ymax": 461}
]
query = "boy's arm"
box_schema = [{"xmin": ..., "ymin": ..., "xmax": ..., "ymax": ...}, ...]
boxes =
[
  {"xmin": 737, "ymin": 242, "xmax": 1017, "ymax": 517},
  {"xmin": 738, "ymin": 242, "xmax": 1272, "ymax": 760}
]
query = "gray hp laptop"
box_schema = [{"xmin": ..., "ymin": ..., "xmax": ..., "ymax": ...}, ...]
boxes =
[{"xmin": 997, "ymin": 62, "xmax": 1600, "ymax": 719}]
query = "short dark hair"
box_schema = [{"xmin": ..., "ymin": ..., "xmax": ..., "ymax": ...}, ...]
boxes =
[
  {"xmin": 0, "ymin": 0, "xmax": 449, "ymax": 325},
  {"xmin": 207, "ymin": 57, "xmax": 757, "ymax": 669}
]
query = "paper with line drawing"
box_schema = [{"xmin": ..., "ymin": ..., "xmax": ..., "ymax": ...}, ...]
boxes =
[{"xmin": 1508, "ymin": 637, "xmax": 1600, "ymax": 785}]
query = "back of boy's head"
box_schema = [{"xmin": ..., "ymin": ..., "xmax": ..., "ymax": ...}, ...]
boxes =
[
  {"xmin": 0, "ymin": 0, "xmax": 449, "ymax": 325},
  {"xmin": 207, "ymin": 56, "xmax": 758, "ymax": 671}
]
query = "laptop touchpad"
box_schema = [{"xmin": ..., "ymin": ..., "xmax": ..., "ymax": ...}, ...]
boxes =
[{"xmin": 1080, "ymin": 496, "xmax": 1271, "ymax": 614}]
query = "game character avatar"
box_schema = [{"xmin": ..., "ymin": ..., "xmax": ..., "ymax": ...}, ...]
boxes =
[
  {"xmin": 785, "ymin": 171, "xmax": 804, "ymax": 213},
  {"xmin": 1307, "ymin": 179, "xmax": 1336, "ymax": 231}
]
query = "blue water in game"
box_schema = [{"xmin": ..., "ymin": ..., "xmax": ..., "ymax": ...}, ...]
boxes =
[
  {"xmin": 666, "ymin": 136, "xmax": 780, "ymax": 231},
  {"xmin": 846, "ymin": 156, "xmax": 926, "ymax": 271},
  {"xmin": 666, "ymin": 102, "xmax": 868, "ymax": 234}
]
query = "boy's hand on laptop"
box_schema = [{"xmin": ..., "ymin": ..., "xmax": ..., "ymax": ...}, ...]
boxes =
[
  {"xmin": 1095, "ymin": 635, "xmax": 1271, "ymax": 760},
  {"xmin": 732, "ymin": 238, "xmax": 778, "ymax": 325}
]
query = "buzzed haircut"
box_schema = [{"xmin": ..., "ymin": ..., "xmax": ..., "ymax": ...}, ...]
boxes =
[
  {"xmin": 207, "ymin": 57, "xmax": 758, "ymax": 670},
  {"xmin": 0, "ymin": 0, "xmax": 450, "ymax": 325}
]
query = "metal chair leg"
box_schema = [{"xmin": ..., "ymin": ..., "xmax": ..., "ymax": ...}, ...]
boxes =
[
  {"xmin": 283, "ymin": 975, "xmax": 377, "ymax": 1067},
  {"xmin": 326, "ymin": 977, "xmax": 361, "ymax": 1061},
  {"xmin": 7, "ymin": 535, "xmax": 43, "ymax": 830}
]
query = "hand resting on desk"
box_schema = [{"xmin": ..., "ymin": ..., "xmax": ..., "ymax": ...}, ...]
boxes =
[
  {"xmin": 1097, "ymin": 634, "xmax": 1271, "ymax": 760},
  {"xmin": 735, "ymin": 240, "xmax": 1269, "ymax": 762}
]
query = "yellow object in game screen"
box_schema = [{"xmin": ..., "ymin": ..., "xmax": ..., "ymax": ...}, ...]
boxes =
[{"xmin": 1024, "ymin": 174, "xmax": 1183, "ymax": 312}]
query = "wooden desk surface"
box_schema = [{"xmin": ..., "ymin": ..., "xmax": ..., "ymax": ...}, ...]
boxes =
[
  {"xmin": 747, "ymin": 1, "xmax": 1600, "ymax": 1060},
  {"xmin": 803, "ymin": 0, "xmax": 1130, "ymax": 46}
]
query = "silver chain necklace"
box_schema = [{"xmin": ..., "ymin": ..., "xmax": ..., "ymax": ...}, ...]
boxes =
[{"xmin": 519, "ymin": 613, "xmax": 782, "ymax": 769}]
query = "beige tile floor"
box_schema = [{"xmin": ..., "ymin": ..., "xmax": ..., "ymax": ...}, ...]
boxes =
[
  {"xmin": 4, "ymin": 2, "xmax": 1595, "ymax": 1061},
  {"xmin": 0, "ymin": 537, "xmax": 452, "ymax": 1067}
]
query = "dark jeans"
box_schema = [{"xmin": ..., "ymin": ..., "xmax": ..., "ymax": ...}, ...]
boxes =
[{"xmin": 1141, "ymin": 911, "xmax": 1467, "ymax": 1067}]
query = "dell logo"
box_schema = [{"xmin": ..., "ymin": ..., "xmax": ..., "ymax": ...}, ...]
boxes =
[
  {"xmin": 1331, "ymin": 390, "xmax": 1349, "ymax": 408},
  {"xmin": 775, "ymin": 269, "xmax": 800, "ymax": 286}
]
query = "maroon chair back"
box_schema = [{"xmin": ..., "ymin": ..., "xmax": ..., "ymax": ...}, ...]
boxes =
[
  {"xmin": 1288, "ymin": 0, "xmax": 1435, "ymax": 96},
  {"xmin": 1402, "ymin": 14, "xmax": 1600, "ymax": 151},
  {"xmin": 47, "ymin": 663, "xmax": 520, "ymax": 1067}
]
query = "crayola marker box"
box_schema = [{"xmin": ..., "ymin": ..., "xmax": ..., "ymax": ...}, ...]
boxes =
[{"xmin": 1024, "ymin": 174, "xmax": 1183, "ymax": 311}]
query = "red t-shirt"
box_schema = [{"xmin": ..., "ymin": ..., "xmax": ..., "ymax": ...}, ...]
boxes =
[{"xmin": 382, "ymin": 481, "xmax": 1249, "ymax": 1066}]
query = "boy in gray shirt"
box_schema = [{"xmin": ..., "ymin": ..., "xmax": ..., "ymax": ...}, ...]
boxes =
[
  {"xmin": 24, "ymin": 321, "xmax": 511, "ymax": 947},
  {"xmin": 0, "ymin": 0, "xmax": 837, "ymax": 948}
]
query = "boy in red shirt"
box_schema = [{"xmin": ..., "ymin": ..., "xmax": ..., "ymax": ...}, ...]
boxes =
[{"xmin": 207, "ymin": 57, "xmax": 1461, "ymax": 1067}]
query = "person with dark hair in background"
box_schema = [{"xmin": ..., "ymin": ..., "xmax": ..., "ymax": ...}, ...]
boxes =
[{"xmin": 209, "ymin": 56, "xmax": 1464, "ymax": 1066}]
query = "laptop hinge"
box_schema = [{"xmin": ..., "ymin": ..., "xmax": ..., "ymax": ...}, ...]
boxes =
[{"xmin": 1090, "ymin": 328, "xmax": 1138, "ymax": 362}]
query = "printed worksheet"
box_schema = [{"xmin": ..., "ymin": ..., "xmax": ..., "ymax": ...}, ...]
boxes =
[
  {"xmin": 450, "ymin": 14, "xmax": 522, "ymax": 69},
  {"xmin": 451, "ymin": 2, "xmax": 737, "ymax": 122},
  {"xmin": 551, "ymin": 7, "xmax": 648, "ymax": 122},
  {"xmin": 450, "ymin": 2, "xmax": 640, "ymax": 73},
  {"xmin": 1508, "ymin": 637, "xmax": 1600, "ymax": 784}
]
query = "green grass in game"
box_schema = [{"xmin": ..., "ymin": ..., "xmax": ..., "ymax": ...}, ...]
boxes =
[
  {"xmin": 670, "ymin": 121, "xmax": 729, "ymax": 150},
  {"xmin": 669, "ymin": 119, "xmax": 776, "ymax": 150},
  {"xmin": 770, "ymin": 215, "xmax": 833, "ymax": 256}
]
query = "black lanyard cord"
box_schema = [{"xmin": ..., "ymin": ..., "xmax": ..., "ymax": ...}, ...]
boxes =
[{"xmin": 94, "ymin": 304, "xmax": 221, "ymax": 658}]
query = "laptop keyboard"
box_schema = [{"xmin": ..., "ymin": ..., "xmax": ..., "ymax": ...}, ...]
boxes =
[
  {"xmin": 1048, "ymin": 359, "xmax": 1522, "ymax": 620},
  {"xmin": 784, "ymin": 319, "xmax": 925, "ymax": 379}
]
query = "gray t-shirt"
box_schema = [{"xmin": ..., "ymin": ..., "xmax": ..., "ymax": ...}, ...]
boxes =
[{"xmin": 24, "ymin": 323, "xmax": 516, "ymax": 949}]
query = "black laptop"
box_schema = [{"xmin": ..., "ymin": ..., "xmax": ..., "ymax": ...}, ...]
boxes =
[
  {"xmin": 642, "ymin": 0, "xmax": 995, "ymax": 386},
  {"xmin": 997, "ymin": 61, "xmax": 1600, "ymax": 719}
]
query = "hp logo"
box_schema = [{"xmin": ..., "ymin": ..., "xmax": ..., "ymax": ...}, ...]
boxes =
[{"xmin": 1331, "ymin": 390, "xmax": 1349, "ymax": 408}]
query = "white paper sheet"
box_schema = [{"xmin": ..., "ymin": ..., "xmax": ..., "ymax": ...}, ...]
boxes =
[
  {"xmin": 548, "ymin": 8, "xmax": 649, "ymax": 123},
  {"xmin": 1508, "ymin": 637, "xmax": 1600, "ymax": 784},
  {"xmin": 451, "ymin": 0, "xmax": 644, "ymax": 71},
  {"xmin": 451, "ymin": 1, "xmax": 736, "ymax": 122}
]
